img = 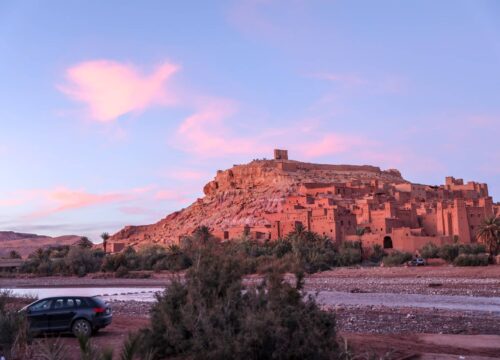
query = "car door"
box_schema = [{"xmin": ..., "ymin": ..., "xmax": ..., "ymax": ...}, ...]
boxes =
[
  {"xmin": 27, "ymin": 299, "xmax": 53, "ymax": 331},
  {"xmin": 48, "ymin": 298, "xmax": 77, "ymax": 331}
]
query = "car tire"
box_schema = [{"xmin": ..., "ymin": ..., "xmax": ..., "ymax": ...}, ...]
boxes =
[{"xmin": 72, "ymin": 319, "xmax": 92, "ymax": 337}]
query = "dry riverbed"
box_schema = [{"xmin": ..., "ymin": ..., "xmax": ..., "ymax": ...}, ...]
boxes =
[{"xmin": 3, "ymin": 266, "xmax": 500, "ymax": 358}]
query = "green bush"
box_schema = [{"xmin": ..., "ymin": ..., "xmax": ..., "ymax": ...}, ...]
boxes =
[
  {"xmin": 65, "ymin": 247, "xmax": 102, "ymax": 276},
  {"xmin": 369, "ymin": 244, "xmax": 386, "ymax": 263},
  {"xmin": 420, "ymin": 242, "xmax": 440, "ymax": 259},
  {"xmin": 382, "ymin": 251, "xmax": 413, "ymax": 266},
  {"xmin": 290, "ymin": 234, "xmax": 337, "ymax": 273},
  {"xmin": 458, "ymin": 243, "xmax": 486, "ymax": 255},
  {"xmin": 115, "ymin": 266, "xmax": 129, "ymax": 278},
  {"xmin": 336, "ymin": 241, "xmax": 362, "ymax": 266},
  {"xmin": 0, "ymin": 291, "xmax": 30, "ymax": 359},
  {"xmin": 438, "ymin": 244, "xmax": 460, "ymax": 262},
  {"xmin": 453, "ymin": 254, "xmax": 489, "ymax": 266},
  {"xmin": 140, "ymin": 248, "xmax": 338, "ymax": 360}
]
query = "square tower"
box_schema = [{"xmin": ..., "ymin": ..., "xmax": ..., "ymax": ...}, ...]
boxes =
[{"xmin": 274, "ymin": 149, "xmax": 288, "ymax": 160}]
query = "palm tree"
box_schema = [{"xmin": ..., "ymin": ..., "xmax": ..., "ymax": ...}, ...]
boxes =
[
  {"xmin": 101, "ymin": 232, "xmax": 110, "ymax": 253},
  {"xmin": 8, "ymin": 250, "xmax": 21, "ymax": 259},
  {"xmin": 356, "ymin": 227, "xmax": 366, "ymax": 258},
  {"xmin": 193, "ymin": 226, "xmax": 212, "ymax": 244},
  {"xmin": 477, "ymin": 216, "xmax": 500, "ymax": 258}
]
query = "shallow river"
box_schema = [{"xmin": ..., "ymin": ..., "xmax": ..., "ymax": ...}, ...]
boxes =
[{"xmin": 5, "ymin": 287, "xmax": 500, "ymax": 313}]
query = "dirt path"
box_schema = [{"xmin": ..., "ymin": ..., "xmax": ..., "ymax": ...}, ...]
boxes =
[{"xmin": 33, "ymin": 315, "xmax": 500, "ymax": 359}]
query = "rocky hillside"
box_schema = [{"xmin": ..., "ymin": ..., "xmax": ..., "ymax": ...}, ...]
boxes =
[
  {"xmin": 0, "ymin": 231, "xmax": 82, "ymax": 258},
  {"xmin": 110, "ymin": 158, "xmax": 407, "ymax": 247}
]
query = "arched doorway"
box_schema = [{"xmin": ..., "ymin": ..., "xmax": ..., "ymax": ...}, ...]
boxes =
[{"xmin": 383, "ymin": 236, "xmax": 393, "ymax": 249}]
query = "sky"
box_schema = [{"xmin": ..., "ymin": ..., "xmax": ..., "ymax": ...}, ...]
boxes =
[{"xmin": 1, "ymin": 0, "xmax": 499, "ymax": 241}]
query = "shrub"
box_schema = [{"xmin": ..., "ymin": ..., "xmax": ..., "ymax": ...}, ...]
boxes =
[
  {"xmin": 369, "ymin": 244, "xmax": 386, "ymax": 263},
  {"xmin": 453, "ymin": 254, "xmax": 489, "ymax": 266},
  {"xmin": 0, "ymin": 291, "xmax": 30, "ymax": 359},
  {"xmin": 420, "ymin": 242, "xmax": 440, "ymax": 259},
  {"xmin": 336, "ymin": 241, "xmax": 362, "ymax": 266},
  {"xmin": 115, "ymin": 266, "xmax": 129, "ymax": 278},
  {"xmin": 382, "ymin": 251, "xmax": 413, "ymax": 266},
  {"xmin": 459, "ymin": 243, "xmax": 486, "ymax": 255},
  {"xmin": 140, "ymin": 247, "xmax": 338, "ymax": 360},
  {"xmin": 291, "ymin": 235, "xmax": 337, "ymax": 273},
  {"xmin": 65, "ymin": 247, "xmax": 102, "ymax": 276},
  {"xmin": 438, "ymin": 244, "xmax": 460, "ymax": 262}
]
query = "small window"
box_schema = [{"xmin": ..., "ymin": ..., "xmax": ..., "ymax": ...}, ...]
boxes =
[
  {"xmin": 54, "ymin": 299, "xmax": 65, "ymax": 309},
  {"xmin": 30, "ymin": 299, "xmax": 52, "ymax": 312}
]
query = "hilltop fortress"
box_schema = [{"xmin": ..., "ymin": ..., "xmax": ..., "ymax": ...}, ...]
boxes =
[{"xmin": 109, "ymin": 150, "xmax": 499, "ymax": 253}]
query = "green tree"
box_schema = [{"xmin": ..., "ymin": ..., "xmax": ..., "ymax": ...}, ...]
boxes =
[
  {"xmin": 101, "ymin": 232, "xmax": 110, "ymax": 253},
  {"xmin": 140, "ymin": 247, "xmax": 338, "ymax": 360},
  {"xmin": 77, "ymin": 236, "xmax": 94, "ymax": 249},
  {"xmin": 8, "ymin": 250, "xmax": 21, "ymax": 259},
  {"xmin": 477, "ymin": 216, "xmax": 500, "ymax": 257}
]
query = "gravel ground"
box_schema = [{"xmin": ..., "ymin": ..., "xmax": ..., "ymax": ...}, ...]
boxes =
[{"xmin": 4, "ymin": 266, "xmax": 500, "ymax": 336}]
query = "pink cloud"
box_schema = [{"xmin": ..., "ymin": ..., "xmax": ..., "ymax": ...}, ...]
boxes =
[
  {"xmin": 119, "ymin": 206, "xmax": 157, "ymax": 216},
  {"xmin": 59, "ymin": 60, "xmax": 179, "ymax": 122},
  {"xmin": 0, "ymin": 198, "xmax": 27, "ymax": 207},
  {"xmin": 175, "ymin": 99, "xmax": 268, "ymax": 157},
  {"xmin": 29, "ymin": 187, "xmax": 131, "ymax": 218},
  {"xmin": 296, "ymin": 133, "xmax": 367, "ymax": 158},
  {"xmin": 167, "ymin": 169, "xmax": 210, "ymax": 181}
]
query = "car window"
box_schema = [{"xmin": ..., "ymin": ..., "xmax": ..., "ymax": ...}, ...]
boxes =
[
  {"xmin": 53, "ymin": 298, "xmax": 78, "ymax": 309},
  {"xmin": 29, "ymin": 299, "xmax": 52, "ymax": 312},
  {"xmin": 53, "ymin": 299, "xmax": 65, "ymax": 309}
]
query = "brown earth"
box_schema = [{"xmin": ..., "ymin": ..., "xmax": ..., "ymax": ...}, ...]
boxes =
[{"xmin": 28, "ymin": 314, "xmax": 500, "ymax": 359}]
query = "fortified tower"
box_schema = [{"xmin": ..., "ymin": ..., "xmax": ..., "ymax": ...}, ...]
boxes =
[{"xmin": 274, "ymin": 149, "xmax": 288, "ymax": 160}]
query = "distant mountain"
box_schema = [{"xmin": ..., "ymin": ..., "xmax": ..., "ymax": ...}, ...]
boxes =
[{"xmin": 0, "ymin": 231, "xmax": 82, "ymax": 258}]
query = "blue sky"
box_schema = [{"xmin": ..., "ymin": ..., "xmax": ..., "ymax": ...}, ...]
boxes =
[{"xmin": 1, "ymin": 0, "xmax": 499, "ymax": 241}]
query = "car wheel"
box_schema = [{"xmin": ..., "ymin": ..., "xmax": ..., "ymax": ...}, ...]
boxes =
[{"xmin": 72, "ymin": 319, "xmax": 92, "ymax": 337}]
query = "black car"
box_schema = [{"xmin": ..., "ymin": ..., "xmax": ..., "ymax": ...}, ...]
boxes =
[{"xmin": 20, "ymin": 296, "xmax": 112, "ymax": 337}]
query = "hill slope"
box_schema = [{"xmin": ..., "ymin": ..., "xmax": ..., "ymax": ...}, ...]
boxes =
[
  {"xmin": 0, "ymin": 231, "xmax": 82, "ymax": 258},
  {"xmin": 110, "ymin": 158, "xmax": 407, "ymax": 247}
]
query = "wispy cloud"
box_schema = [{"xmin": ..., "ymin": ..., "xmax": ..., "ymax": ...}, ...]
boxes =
[
  {"xmin": 174, "ymin": 98, "xmax": 270, "ymax": 157},
  {"xmin": 59, "ymin": 60, "xmax": 179, "ymax": 122},
  {"xmin": 309, "ymin": 73, "xmax": 367, "ymax": 87},
  {"xmin": 164, "ymin": 169, "xmax": 211, "ymax": 181},
  {"xmin": 28, "ymin": 187, "xmax": 132, "ymax": 218},
  {"xmin": 308, "ymin": 72, "xmax": 408, "ymax": 95},
  {"xmin": 296, "ymin": 133, "xmax": 368, "ymax": 158}
]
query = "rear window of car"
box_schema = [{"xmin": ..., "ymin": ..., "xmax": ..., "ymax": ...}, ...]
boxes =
[{"xmin": 91, "ymin": 296, "xmax": 107, "ymax": 307}]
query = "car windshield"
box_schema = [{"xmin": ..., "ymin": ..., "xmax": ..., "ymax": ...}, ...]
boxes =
[{"xmin": 29, "ymin": 299, "xmax": 52, "ymax": 311}]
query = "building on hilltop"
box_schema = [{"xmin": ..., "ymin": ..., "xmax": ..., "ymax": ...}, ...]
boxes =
[
  {"xmin": 212, "ymin": 171, "xmax": 494, "ymax": 253},
  {"xmin": 274, "ymin": 149, "xmax": 288, "ymax": 160},
  {"xmin": 107, "ymin": 150, "xmax": 497, "ymax": 254}
]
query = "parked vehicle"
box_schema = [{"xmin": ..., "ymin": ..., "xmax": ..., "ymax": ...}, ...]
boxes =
[
  {"xmin": 20, "ymin": 296, "xmax": 112, "ymax": 337},
  {"xmin": 407, "ymin": 257, "xmax": 426, "ymax": 266}
]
